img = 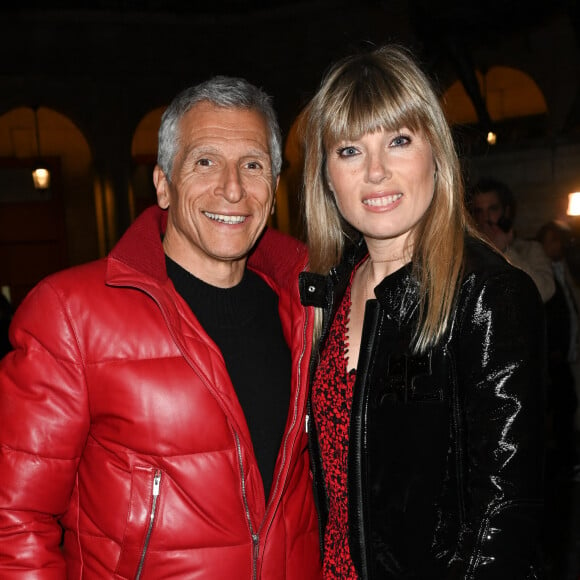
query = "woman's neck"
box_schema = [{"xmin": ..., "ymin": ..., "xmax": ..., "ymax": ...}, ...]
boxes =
[{"xmin": 365, "ymin": 238, "xmax": 413, "ymax": 286}]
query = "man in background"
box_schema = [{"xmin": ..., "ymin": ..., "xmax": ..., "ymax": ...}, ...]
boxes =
[
  {"xmin": 537, "ymin": 219, "xmax": 580, "ymax": 477},
  {"xmin": 469, "ymin": 177, "xmax": 555, "ymax": 302},
  {"xmin": 537, "ymin": 219, "xmax": 580, "ymax": 580}
]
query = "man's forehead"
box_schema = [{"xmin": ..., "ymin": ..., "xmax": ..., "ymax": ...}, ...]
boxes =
[
  {"xmin": 188, "ymin": 142, "xmax": 270, "ymax": 157},
  {"xmin": 181, "ymin": 104, "xmax": 270, "ymax": 153},
  {"xmin": 474, "ymin": 191, "xmax": 501, "ymax": 207}
]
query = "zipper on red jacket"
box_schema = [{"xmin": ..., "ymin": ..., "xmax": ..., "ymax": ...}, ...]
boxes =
[
  {"xmin": 136, "ymin": 272, "xmax": 311, "ymax": 578},
  {"xmin": 256, "ymin": 303, "xmax": 311, "ymax": 551},
  {"xmin": 142, "ymin": 288, "xmax": 262, "ymax": 578},
  {"xmin": 235, "ymin": 431, "xmax": 260, "ymax": 580},
  {"xmin": 135, "ymin": 469, "xmax": 161, "ymax": 580},
  {"xmin": 251, "ymin": 532, "xmax": 260, "ymax": 579},
  {"xmin": 266, "ymin": 305, "xmax": 310, "ymax": 500}
]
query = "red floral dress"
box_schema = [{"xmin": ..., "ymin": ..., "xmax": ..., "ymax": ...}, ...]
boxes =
[{"xmin": 312, "ymin": 267, "xmax": 360, "ymax": 579}]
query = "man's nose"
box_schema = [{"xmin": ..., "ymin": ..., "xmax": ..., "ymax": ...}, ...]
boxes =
[
  {"xmin": 475, "ymin": 209, "xmax": 489, "ymax": 225},
  {"xmin": 217, "ymin": 164, "xmax": 244, "ymax": 202}
]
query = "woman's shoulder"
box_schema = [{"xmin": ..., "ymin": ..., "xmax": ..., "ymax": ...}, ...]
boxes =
[
  {"xmin": 463, "ymin": 236, "xmax": 508, "ymax": 270},
  {"xmin": 461, "ymin": 235, "xmax": 543, "ymax": 305},
  {"xmin": 463, "ymin": 235, "xmax": 524, "ymax": 278}
]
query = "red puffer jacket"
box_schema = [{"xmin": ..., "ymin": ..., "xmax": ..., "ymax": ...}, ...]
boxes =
[{"xmin": 0, "ymin": 206, "xmax": 321, "ymax": 579}]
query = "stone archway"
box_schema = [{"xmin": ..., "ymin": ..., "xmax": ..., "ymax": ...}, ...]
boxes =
[
  {"xmin": 442, "ymin": 66, "xmax": 547, "ymax": 127},
  {"xmin": 131, "ymin": 107, "xmax": 164, "ymax": 220},
  {"xmin": 0, "ymin": 106, "xmax": 94, "ymax": 307}
]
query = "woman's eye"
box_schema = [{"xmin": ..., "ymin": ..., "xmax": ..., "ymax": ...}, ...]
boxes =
[
  {"xmin": 337, "ymin": 146, "xmax": 358, "ymax": 157},
  {"xmin": 391, "ymin": 134, "xmax": 411, "ymax": 147}
]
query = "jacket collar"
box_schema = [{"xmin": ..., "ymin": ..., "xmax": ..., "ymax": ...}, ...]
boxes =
[
  {"xmin": 106, "ymin": 205, "xmax": 308, "ymax": 290},
  {"xmin": 373, "ymin": 263, "xmax": 419, "ymax": 325},
  {"xmin": 108, "ymin": 205, "xmax": 169, "ymax": 283},
  {"xmin": 299, "ymin": 237, "xmax": 368, "ymax": 309},
  {"xmin": 299, "ymin": 235, "xmax": 419, "ymax": 326}
]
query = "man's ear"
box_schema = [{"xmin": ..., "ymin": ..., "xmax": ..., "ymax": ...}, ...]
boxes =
[{"xmin": 154, "ymin": 165, "xmax": 170, "ymax": 209}]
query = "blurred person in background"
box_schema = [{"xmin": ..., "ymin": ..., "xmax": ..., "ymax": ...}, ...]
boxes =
[
  {"xmin": 537, "ymin": 219, "xmax": 580, "ymax": 477},
  {"xmin": 537, "ymin": 219, "xmax": 580, "ymax": 580},
  {"xmin": 469, "ymin": 177, "xmax": 555, "ymax": 303}
]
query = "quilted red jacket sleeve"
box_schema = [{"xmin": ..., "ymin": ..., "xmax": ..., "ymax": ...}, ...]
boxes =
[{"xmin": 0, "ymin": 276, "xmax": 90, "ymax": 575}]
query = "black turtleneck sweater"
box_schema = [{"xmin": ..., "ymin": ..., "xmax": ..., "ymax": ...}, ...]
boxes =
[{"xmin": 166, "ymin": 256, "xmax": 291, "ymax": 501}]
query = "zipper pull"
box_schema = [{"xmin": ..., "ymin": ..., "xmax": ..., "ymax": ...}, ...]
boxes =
[
  {"xmin": 305, "ymin": 413, "xmax": 310, "ymax": 434},
  {"xmin": 153, "ymin": 471, "xmax": 161, "ymax": 497}
]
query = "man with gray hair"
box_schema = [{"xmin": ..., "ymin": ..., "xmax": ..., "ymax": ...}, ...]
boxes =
[{"xmin": 0, "ymin": 76, "xmax": 321, "ymax": 578}]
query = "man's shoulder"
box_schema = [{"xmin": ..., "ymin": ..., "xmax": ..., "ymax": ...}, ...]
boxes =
[
  {"xmin": 464, "ymin": 236, "xmax": 508, "ymax": 270},
  {"xmin": 464, "ymin": 236, "xmax": 534, "ymax": 281},
  {"xmin": 11, "ymin": 258, "xmax": 109, "ymax": 332},
  {"xmin": 463, "ymin": 236, "xmax": 543, "ymax": 302},
  {"xmin": 249, "ymin": 227, "xmax": 308, "ymax": 284},
  {"xmin": 260, "ymin": 227, "xmax": 306, "ymax": 255},
  {"xmin": 510, "ymin": 236, "xmax": 544, "ymax": 257},
  {"xmin": 32, "ymin": 258, "xmax": 108, "ymax": 298}
]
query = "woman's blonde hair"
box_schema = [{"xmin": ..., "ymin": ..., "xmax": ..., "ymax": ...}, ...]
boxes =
[{"xmin": 300, "ymin": 44, "xmax": 480, "ymax": 352}]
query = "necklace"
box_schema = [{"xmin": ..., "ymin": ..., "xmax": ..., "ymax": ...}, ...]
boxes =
[
  {"xmin": 366, "ymin": 251, "xmax": 412, "ymax": 296},
  {"xmin": 369, "ymin": 255, "xmax": 409, "ymax": 263},
  {"xmin": 368, "ymin": 245, "xmax": 414, "ymax": 263}
]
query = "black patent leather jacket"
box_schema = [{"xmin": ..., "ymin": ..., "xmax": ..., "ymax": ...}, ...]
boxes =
[{"xmin": 299, "ymin": 236, "xmax": 546, "ymax": 580}]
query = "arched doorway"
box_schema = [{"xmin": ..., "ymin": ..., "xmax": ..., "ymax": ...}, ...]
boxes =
[
  {"xmin": 0, "ymin": 106, "xmax": 94, "ymax": 308},
  {"xmin": 131, "ymin": 107, "xmax": 164, "ymax": 220},
  {"xmin": 442, "ymin": 65, "xmax": 548, "ymax": 141}
]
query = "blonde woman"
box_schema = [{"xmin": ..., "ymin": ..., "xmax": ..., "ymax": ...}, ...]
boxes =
[{"xmin": 299, "ymin": 45, "xmax": 545, "ymax": 579}]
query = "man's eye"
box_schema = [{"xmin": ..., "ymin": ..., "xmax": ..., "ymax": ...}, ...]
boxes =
[
  {"xmin": 196, "ymin": 158, "xmax": 213, "ymax": 167},
  {"xmin": 245, "ymin": 161, "xmax": 263, "ymax": 170},
  {"xmin": 337, "ymin": 146, "xmax": 358, "ymax": 157}
]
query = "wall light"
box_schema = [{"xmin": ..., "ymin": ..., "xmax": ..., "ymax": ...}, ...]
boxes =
[
  {"xmin": 567, "ymin": 192, "xmax": 580, "ymax": 216},
  {"xmin": 31, "ymin": 108, "xmax": 50, "ymax": 190},
  {"xmin": 32, "ymin": 167, "xmax": 50, "ymax": 189},
  {"xmin": 486, "ymin": 131, "xmax": 497, "ymax": 145}
]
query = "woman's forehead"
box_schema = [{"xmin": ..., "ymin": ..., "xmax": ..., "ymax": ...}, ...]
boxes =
[{"xmin": 324, "ymin": 115, "xmax": 422, "ymax": 144}]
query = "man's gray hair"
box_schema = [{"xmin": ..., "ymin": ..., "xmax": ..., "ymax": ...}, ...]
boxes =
[{"xmin": 157, "ymin": 76, "xmax": 282, "ymax": 182}]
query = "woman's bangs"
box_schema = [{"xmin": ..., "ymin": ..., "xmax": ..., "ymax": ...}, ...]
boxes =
[{"xmin": 322, "ymin": 79, "xmax": 423, "ymax": 145}]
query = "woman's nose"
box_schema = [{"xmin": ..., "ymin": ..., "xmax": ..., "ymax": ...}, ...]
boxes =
[{"xmin": 366, "ymin": 152, "xmax": 390, "ymax": 184}]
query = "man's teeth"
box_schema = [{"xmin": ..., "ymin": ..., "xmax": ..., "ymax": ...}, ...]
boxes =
[
  {"xmin": 364, "ymin": 193, "xmax": 403, "ymax": 207},
  {"xmin": 204, "ymin": 212, "xmax": 246, "ymax": 224}
]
